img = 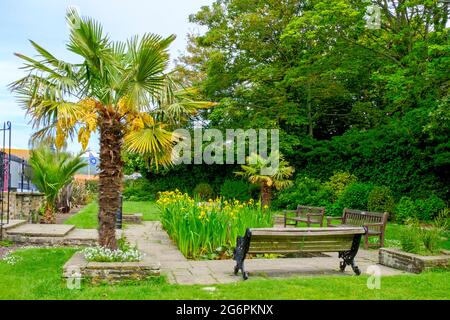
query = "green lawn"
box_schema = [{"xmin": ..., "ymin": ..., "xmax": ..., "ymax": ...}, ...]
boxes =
[
  {"xmin": 64, "ymin": 201, "xmax": 160, "ymax": 229},
  {"xmin": 0, "ymin": 248, "xmax": 449, "ymax": 300}
]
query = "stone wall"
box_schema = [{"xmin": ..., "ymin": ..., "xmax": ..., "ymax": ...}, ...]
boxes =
[
  {"xmin": 1, "ymin": 192, "xmax": 44, "ymax": 221},
  {"xmin": 63, "ymin": 252, "xmax": 160, "ymax": 284},
  {"xmin": 379, "ymin": 248, "xmax": 450, "ymax": 273}
]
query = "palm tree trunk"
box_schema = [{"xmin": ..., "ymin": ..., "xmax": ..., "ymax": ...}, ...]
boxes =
[
  {"xmin": 261, "ymin": 183, "xmax": 272, "ymax": 207},
  {"xmin": 98, "ymin": 111, "xmax": 124, "ymax": 250},
  {"xmin": 41, "ymin": 203, "xmax": 56, "ymax": 224}
]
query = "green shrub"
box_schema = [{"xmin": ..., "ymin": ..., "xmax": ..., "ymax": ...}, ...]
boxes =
[
  {"xmin": 395, "ymin": 197, "xmax": 418, "ymax": 223},
  {"xmin": 123, "ymin": 178, "xmax": 156, "ymax": 201},
  {"xmin": 400, "ymin": 220, "xmax": 422, "ymax": 254},
  {"xmin": 415, "ymin": 195, "xmax": 446, "ymax": 221},
  {"xmin": 193, "ymin": 183, "xmax": 215, "ymax": 200},
  {"xmin": 220, "ymin": 179, "xmax": 254, "ymax": 202},
  {"xmin": 272, "ymin": 176, "xmax": 333, "ymax": 210},
  {"xmin": 336, "ymin": 182, "xmax": 374, "ymax": 212},
  {"xmin": 421, "ymin": 227, "xmax": 442, "ymax": 254},
  {"xmin": 399, "ymin": 218, "xmax": 444, "ymax": 255},
  {"xmin": 395, "ymin": 195, "xmax": 446, "ymax": 223},
  {"xmin": 325, "ymin": 201, "xmax": 345, "ymax": 217},
  {"xmin": 433, "ymin": 208, "xmax": 449, "ymax": 231},
  {"xmin": 324, "ymin": 171, "xmax": 357, "ymax": 201},
  {"xmin": 368, "ymin": 186, "xmax": 395, "ymax": 214}
]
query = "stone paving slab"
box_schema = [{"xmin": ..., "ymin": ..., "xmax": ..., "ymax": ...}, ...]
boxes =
[
  {"xmin": 0, "ymin": 219, "xmax": 27, "ymax": 230},
  {"xmin": 124, "ymin": 221, "xmax": 408, "ymax": 286},
  {"xmin": 6, "ymin": 224, "xmax": 75, "ymax": 237}
]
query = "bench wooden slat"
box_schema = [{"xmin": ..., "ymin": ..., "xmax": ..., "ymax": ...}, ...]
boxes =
[
  {"xmin": 233, "ymin": 226, "xmax": 365, "ymax": 279},
  {"xmin": 328, "ymin": 209, "xmax": 389, "ymax": 248},
  {"xmin": 249, "ymin": 243, "xmax": 353, "ymax": 252},
  {"xmin": 250, "ymin": 228, "xmax": 365, "ymax": 238}
]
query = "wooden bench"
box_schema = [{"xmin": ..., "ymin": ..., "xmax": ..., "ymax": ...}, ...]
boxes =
[
  {"xmin": 327, "ymin": 208, "xmax": 389, "ymax": 249},
  {"xmin": 283, "ymin": 205, "xmax": 325, "ymax": 227},
  {"xmin": 233, "ymin": 227, "xmax": 366, "ymax": 280}
]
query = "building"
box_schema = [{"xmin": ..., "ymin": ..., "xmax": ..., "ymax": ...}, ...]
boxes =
[{"xmin": 1, "ymin": 149, "xmax": 36, "ymax": 192}]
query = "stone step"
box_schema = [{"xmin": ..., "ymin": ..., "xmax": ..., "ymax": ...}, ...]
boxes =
[
  {"xmin": 5, "ymin": 224, "xmax": 75, "ymax": 237},
  {"xmin": 6, "ymin": 228, "xmax": 122, "ymax": 247},
  {"xmin": 0, "ymin": 219, "xmax": 27, "ymax": 231}
]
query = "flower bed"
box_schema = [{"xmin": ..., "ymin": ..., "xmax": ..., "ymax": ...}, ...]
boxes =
[
  {"xmin": 80, "ymin": 237, "xmax": 144, "ymax": 262},
  {"xmin": 157, "ymin": 190, "xmax": 272, "ymax": 259},
  {"xmin": 81, "ymin": 246, "xmax": 144, "ymax": 262}
]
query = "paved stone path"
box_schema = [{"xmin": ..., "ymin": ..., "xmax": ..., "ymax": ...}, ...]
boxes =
[{"xmin": 125, "ymin": 221, "xmax": 407, "ymax": 285}]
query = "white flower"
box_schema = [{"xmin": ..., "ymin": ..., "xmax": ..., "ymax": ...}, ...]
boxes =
[
  {"xmin": 81, "ymin": 245, "xmax": 144, "ymax": 262},
  {"xmin": 2, "ymin": 252, "xmax": 22, "ymax": 265}
]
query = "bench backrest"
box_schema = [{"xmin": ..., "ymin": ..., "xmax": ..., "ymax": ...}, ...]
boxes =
[
  {"xmin": 342, "ymin": 209, "xmax": 388, "ymax": 232},
  {"xmin": 247, "ymin": 227, "xmax": 365, "ymax": 254},
  {"xmin": 296, "ymin": 205, "xmax": 325, "ymax": 222}
]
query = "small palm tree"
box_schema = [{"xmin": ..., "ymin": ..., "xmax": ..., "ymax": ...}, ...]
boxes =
[
  {"xmin": 28, "ymin": 146, "xmax": 86, "ymax": 224},
  {"xmin": 10, "ymin": 9, "xmax": 213, "ymax": 249},
  {"xmin": 236, "ymin": 152, "xmax": 294, "ymax": 207}
]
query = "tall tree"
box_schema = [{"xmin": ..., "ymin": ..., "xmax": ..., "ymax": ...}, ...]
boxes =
[{"xmin": 11, "ymin": 9, "xmax": 213, "ymax": 249}]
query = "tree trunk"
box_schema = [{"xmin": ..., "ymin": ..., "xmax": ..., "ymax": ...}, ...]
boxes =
[
  {"xmin": 261, "ymin": 183, "xmax": 272, "ymax": 208},
  {"xmin": 41, "ymin": 203, "xmax": 55, "ymax": 224},
  {"xmin": 98, "ymin": 111, "xmax": 124, "ymax": 250}
]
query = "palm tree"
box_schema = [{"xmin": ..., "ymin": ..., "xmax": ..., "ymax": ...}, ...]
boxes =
[
  {"xmin": 235, "ymin": 152, "xmax": 294, "ymax": 207},
  {"xmin": 28, "ymin": 146, "xmax": 86, "ymax": 224},
  {"xmin": 10, "ymin": 9, "xmax": 213, "ymax": 249}
]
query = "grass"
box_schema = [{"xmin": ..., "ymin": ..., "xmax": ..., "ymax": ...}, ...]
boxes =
[
  {"xmin": 382, "ymin": 223, "xmax": 450, "ymax": 251},
  {"xmin": 64, "ymin": 201, "xmax": 160, "ymax": 229},
  {"xmin": 0, "ymin": 248, "xmax": 449, "ymax": 300}
]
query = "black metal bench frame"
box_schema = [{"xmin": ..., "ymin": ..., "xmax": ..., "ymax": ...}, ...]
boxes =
[{"xmin": 233, "ymin": 227, "xmax": 365, "ymax": 280}]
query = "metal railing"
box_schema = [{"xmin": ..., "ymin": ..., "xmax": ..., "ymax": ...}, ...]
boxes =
[{"xmin": 0, "ymin": 121, "xmax": 11, "ymax": 240}]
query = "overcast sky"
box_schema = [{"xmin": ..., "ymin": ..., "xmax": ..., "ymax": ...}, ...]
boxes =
[{"xmin": 0, "ymin": 0, "xmax": 213, "ymax": 153}]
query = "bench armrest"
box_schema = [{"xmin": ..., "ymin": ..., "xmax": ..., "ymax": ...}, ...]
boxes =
[
  {"xmin": 363, "ymin": 222, "xmax": 386, "ymax": 230},
  {"xmin": 363, "ymin": 222, "xmax": 385, "ymax": 226},
  {"xmin": 326, "ymin": 216, "xmax": 343, "ymax": 225}
]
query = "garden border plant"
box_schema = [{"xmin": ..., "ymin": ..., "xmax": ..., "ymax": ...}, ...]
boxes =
[{"xmin": 157, "ymin": 190, "xmax": 272, "ymax": 259}]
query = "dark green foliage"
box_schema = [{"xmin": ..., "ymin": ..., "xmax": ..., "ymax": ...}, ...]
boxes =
[
  {"xmin": 368, "ymin": 186, "xmax": 396, "ymax": 214},
  {"xmin": 193, "ymin": 183, "xmax": 215, "ymax": 200},
  {"xmin": 292, "ymin": 109, "xmax": 449, "ymax": 201},
  {"xmin": 272, "ymin": 176, "xmax": 333, "ymax": 210},
  {"xmin": 414, "ymin": 196, "xmax": 447, "ymax": 221},
  {"xmin": 335, "ymin": 183, "xmax": 375, "ymax": 213},
  {"xmin": 219, "ymin": 179, "xmax": 256, "ymax": 201},
  {"xmin": 395, "ymin": 197, "xmax": 418, "ymax": 223},
  {"xmin": 175, "ymin": 0, "xmax": 450, "ymax": 206},
  {"xmin": 395, "ymin": 195, "xmax": 447, "ymax": 223},
  {"xmin": 123, "ymin": 179, "xmax": 156, "ymax": 201}
]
